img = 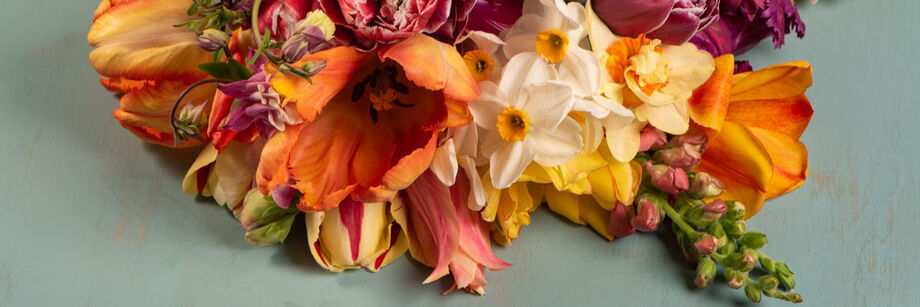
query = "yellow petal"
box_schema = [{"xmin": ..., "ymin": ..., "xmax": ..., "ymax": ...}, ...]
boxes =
[{"xmin": 731, "ymin": 61, "xmax": 812, "ymax": 102}]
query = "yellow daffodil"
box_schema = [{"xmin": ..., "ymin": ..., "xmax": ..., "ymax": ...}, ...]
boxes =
[{"xmin": 586, "ymin": 1, "xmax": 715, "ymax": 162}]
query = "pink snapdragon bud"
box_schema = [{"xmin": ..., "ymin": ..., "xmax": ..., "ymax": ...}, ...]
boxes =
[
  {"xmin": 694, "ymin": 234, "xmax": 718, "ymax": 255},
  {"xmin": 725, "ymin": 268, "xmax": 747, "ymax": 289},
  {"xmin": 647, "ymin": 163, "xmax": 690, "ymax": 195},
  {"xmin": 638, "ymin": 125, "xmax": 667, "ymax": 151},
  {"xmin": 631, "ymin": 195, "xmax": 663, "ymax": 232},
  {"xmin": 653, "ymin": 143, "xmax": 702, "ymax": 170},
  {"xmin": 688, "ymin": 172, "xmax": 724, "ymax": 198},
  {"xmin": 609, "ymin": 202, "xmax": 637, "ymax": 238},
  {"xmin": 702, "ymin": 199, "xmax": 728, "ymax": 222}
]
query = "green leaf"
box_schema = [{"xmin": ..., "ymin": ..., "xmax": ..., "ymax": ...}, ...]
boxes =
[
  {"xmin": 247, "ymin": 31, "xmax": 271, "ymax": 65},
  {"xmin": 198, "ymin": 58, "xmax": 252, "ymax": 81},
  {"xmin": 187, "ymin": 2, "xmax": 199, "ymax": 16}
]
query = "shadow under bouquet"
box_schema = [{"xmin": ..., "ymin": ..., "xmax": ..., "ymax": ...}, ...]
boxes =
[{"xmin": 87, "ymin": 0, "xmax": 816, "ymax": 302}]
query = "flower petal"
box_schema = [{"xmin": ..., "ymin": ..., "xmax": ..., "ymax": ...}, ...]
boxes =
[
  {"xmin": 688, "ymin": 54, "xmax": 734, "ymax": 132},
  {"xmin": 272, "ymin": 47, "xmax": 371, "ymax": 122},
  {"xmin": 531, "ymin": 118, "xmax": 582, "ymax": 167},
  {"xmin": 605, "ymin": 118, "xmax": 644, "ymax": 162},
  {"xmin": 730, "ymin": 61, "xmax": 813, "ymax": 102},
  {"xmin": 726, "ymin": 94, "xmax": 814, "ymax": 139},
  {"xmin": 748, "ymin": 127, "xmax": 809, "ymax": 199},
  {"xmin": 695, "ymin": 122, "xmax": 773, "ymax": 218},
  {"xmin": 498, "ymin": 53, "xmax": 558, "ymax": 101},
  {"xmin": 558, "ymin": 47, "xmax": 601, "ymax": 98},
  {"xmin": 489, "ymin": 137, "xmax": 537, "ymax": 189}
]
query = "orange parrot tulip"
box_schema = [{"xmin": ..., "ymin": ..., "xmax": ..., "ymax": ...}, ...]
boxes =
[
  {"xmin": 689, "ymin": 55, "xmax": 814, "ymax": 218},
  {"xmin": 256, "ymin": 34, "xmax": 479, "ymax": 212},
  {"xmin": 88, "ymin": 0, "xmax": 214, "ymax": 147}
]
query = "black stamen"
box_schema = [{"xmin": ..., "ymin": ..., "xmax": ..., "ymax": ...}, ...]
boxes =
[
  {"xmin": 369, "ymin": 105, "xmax": 379, "ymax": 123},
  {"xmin": 393, "ymin": 82, "xmax": 409, "ymax": 94},
  {"xmin": 393, "ymin": 99, "xmax": 414, "ymax": 108},
  {"xmin": 351, "ymin": 83, "xmax": 365, "ymax": 102}
]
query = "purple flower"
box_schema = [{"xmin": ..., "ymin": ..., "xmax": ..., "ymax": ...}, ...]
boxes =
[
  {"xmin": 218, "ymin": 63, "xmax": 301, "ymax": 138},
  {"xmin": 690, "ymin": 0, "xmax": 806, "ymax": 59},
  {"xmin": 592, "ymin": 0, "xmax": 720, "ymax": 45},
  {"xmin": 465, "ymin": 0, "xmax": 523, "ymax": 36}
]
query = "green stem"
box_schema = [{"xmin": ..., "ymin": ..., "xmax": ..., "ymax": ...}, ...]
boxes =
[{"xmin": 662, "ymin": 203, "xmax": 699, "ymax": 240}]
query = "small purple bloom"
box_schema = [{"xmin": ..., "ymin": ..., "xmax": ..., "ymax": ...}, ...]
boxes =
[
  {"xmin": 690, "ymin": 0, "xmax": 807, "ymax": 59},
  {"xmin": 219, "ymin": 64, "xmax": 301, "ymax": 138}
]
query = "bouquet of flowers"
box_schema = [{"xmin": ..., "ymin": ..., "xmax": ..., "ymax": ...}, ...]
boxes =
[{"xmin": 87, "ymin": 0, "xmax": 815, "ymax": 302}]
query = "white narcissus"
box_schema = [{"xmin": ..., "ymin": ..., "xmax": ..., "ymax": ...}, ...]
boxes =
[
  {"xmin": 501, "ymin": 0, "xmax": 634, "ymax": 154},
  {"xmin": 586, "ymin": 1, "xmax": 715, "ymax": 162},
  {"xmin": 470, "ymin": 52, "xmax": 583, "ymax": 189}
]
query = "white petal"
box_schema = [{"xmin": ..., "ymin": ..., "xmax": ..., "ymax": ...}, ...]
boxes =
[
  {"xmin": 460, "ymin": 156, "xmax": 487, "ymax": 210},
  {"xmin": 558, "ymin": 47, "xmax": 600, "ymax": 98},
  {"xmin": 499, "ymin": 53, "xmax": 558, "ymax": 101},
  {"xmin": 634, "ymin": 103, "xmax": 689, "ymax": 135},
  {"xmin": 564, "ymin": 1, "xmax": 587, "ymax": 43},
  {"xmin": 469, "ymin": 81, "xmax": 508, "ymax": 129},
  {"xmin": 521, "ymin": 81, "xmax": 574, "ymax": 128},
  {"xmin": 605, "ymin": 119, "xmax": 645, "ymax": 162},
  {"xmin": 466, "ymin": 31, "xmax": 504, "ymax": 55},
  {"xmin": 598, "ymin": 96, "xmax": 636, "ymax": 132},
  {"xmin": 453, "ymin": 124, "xmax": 479, "ymax": 158},
  {"xmin": 479, "ymin": 129, "xmax": 504, "ymax": 158},
  {"xmin": 582, "ymin": 114, "xmax": 604, "ymax": 153},
  {"xmin": 489, "ymin": 140, "xmax": 537, "ymax": 189},
  {"xmin": 532, "ymin": 117, "xmax": 582, "ymax": 166},
  {"xmin": 573, "ymin": 96, "xmax": 611, "ymax": 119},
  {"xmin": 502, "ymin": 14, "xmax": 546, "ymax": 59},
  {"xmin": 430, "ymin": 139, "xmax": 458, "ymax": 186}
]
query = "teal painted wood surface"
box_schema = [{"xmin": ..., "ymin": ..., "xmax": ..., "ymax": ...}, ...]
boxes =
[{"xmin": 1, "ymin": 0, "xmax": 917, "ymax": 306}]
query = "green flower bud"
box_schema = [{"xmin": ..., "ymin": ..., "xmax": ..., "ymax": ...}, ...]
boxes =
[
  {"xmin": 722, "ymin": 219, "xmax": 746, "ymax": 239},
  {"xmin": 740, "ymin": 232, "xmax": 767, "ymax": 249},
  {"xmin": 758, "ymin": 275, "xmax": 779, "ymax": 291},
  {"xmin": 760, "ymin": 257, "xmax": 776, "ymax": 272},
  {"xmin": 694, "ymin": 256, "xmax": 717, "ymax": 287},
  {"xmin": 775, "ymin": 262, "xmax": 796, "ymax": 289},
  {"xmin": 744, "ymin": 284, "xmax": 762, "ymax": 303},
  {"xmin": 197, "ymin": 29, "xmax": 229, "ymax": 52},
  {"xmin": 785, "ymin": 293, "xmax": 803, "ymax": 303},
  {"xmin": 717, "ymin": 238, "xmax": 736, "ymax": 255},
  {"xmin": 687, "ymin": 172, "xmax": 724, "ymax": 199},
  {"xmin": 724, "ymin": 200, "xmax": 746, "ymax": 220},
  {"xmin": 724, "ymin": 268, "xmax": 745, "ymax": 289},
  {"xmin": 239, "ymin": 189, "xmax": 299, "ymax": 246}
]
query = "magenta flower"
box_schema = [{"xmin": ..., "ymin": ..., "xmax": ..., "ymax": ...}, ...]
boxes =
[
  {"xmin": 690, "ymin": 0, "xmax": 807, "ymax": 65},
  {"xmin": 257, "ymin": 0, "xmax": 311, "ymax": 40},
  {"xmin": 592, "ymin": 0, "xmax": 720, "ymax": 45},
  {"xmin": 317, "ymin": 0, "xmax": 476, "ymax": 48},
  {"xmin": 465, "ymin": 0, "xmax": 523, "ymax": 36}
]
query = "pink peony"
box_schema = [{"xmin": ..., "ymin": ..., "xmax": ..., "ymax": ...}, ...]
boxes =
[{"xmin": 318, "ymin": 0, "xmax": 475, "ymax": 48}]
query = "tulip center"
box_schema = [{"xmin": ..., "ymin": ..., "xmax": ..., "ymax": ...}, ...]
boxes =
[
  {"xmin": 535, "ymin": 29, "xmax": 568, "ymax": 64},
  {"xmin": 497, "ymin": 107, "xmax": 530, "ymax": 142},
  {"xmin": 351, "ymin": 65, "xmax": 414, "ymax": 122},
  {"xmin": 463, "ymin": 49, "xmax": 495, "ymax": 83}
]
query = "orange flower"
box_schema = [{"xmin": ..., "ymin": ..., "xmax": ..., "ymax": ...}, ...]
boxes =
[
  {"xmin": 88, "ymin": 0, "xmax": 214, "ymax": 147},
  {"xmin": 689, "ymin": 56, "xmax": 814, "ymax": 218},
  {"xmin": 257, "ymin": 34, "xmax": 479, "ymax": 212}
]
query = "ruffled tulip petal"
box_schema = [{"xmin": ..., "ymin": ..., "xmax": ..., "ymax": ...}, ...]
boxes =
[
  {"xmin": 88, "ymin": 0, "xmax": 210, "ymax": 82},
  {"xmin": 730, "ymin": 61, "xmax": 813, "ymax": 102},
  {"xmin": 748, "ymin": 127, "xmax": 809, "ymax": 199},
  {"xmin": 271, "ymin": 47, "xmax": 371, "ymax": 122},
  {"xmin": 256, "ymin": 124, "xmax": 302, "ymax": 196},
  {"xmin": 379, "ymin": 34, "xmax": 479, "ymax": 126},
  {"xmin": 688, "ymin": 54, "xmax": 734, "ymax": 132},
  {"xmin": 393, "ymin": 171, "xmax": 461, "ymax": 283}
]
